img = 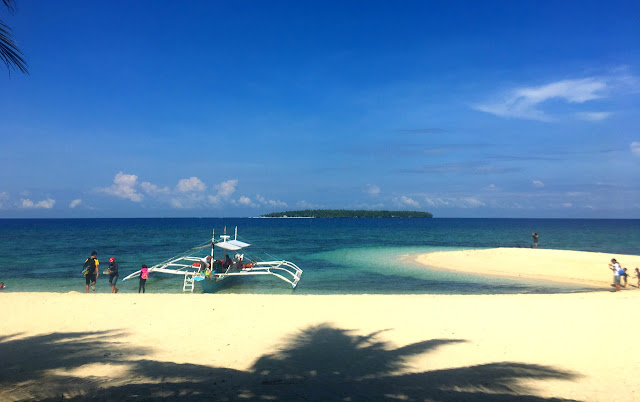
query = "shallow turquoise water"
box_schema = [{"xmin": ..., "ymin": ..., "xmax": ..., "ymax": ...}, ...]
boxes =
[{"xmin": 0, "ymin": 218, "xmax": 637, "ymax": 294}]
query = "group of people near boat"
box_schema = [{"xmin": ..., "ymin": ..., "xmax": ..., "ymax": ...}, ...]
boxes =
[
  {"xmin": 194, "ymin": 253, "xmax": 255, "ymax": 279},
  {"xmin": 82, "ymin": 251, "xmax": 148, "ymax": 293},
  {"xmin": 608, "ymin": 258, "xmax": 640, "ymax": 291},
  {"xmin": 81, "ymin": 248, "xmax": 257, "ymax": 293}
]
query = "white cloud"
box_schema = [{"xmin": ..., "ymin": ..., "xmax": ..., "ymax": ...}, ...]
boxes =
[
  {"xmin": 21, "ymin": 198, "xmax": 55, "ymax": 209},
  {"xmin": 69, "ymin": 199, "xmax": 82, "ymax": 208},
  {"xmin": 176, "ymin": 177, "xmax": 206, "ymax": 192},
  {"xmin": 576, "ymin": 111, "xmax": 611, "ymax": 121},
  {"xmin": 232, "ymin": 194, "xmax": 288, "ymax": 209},
  {"xmin": 461, "ymin": 197, "xmax": 485, "ymax": 208},
  {"xmin": 217, "ymin": 180, "xmax": 237, "ymax": 197},
  {"xmin": 98, "ymin": 174, "xmax": 250, "ymax": 210},
  {"xmin": 395, "ymin": 195, "xmax": 420, "ymax": 208},
  {"xmin": 170, "ymin": 199, "xmax": 184, "ymax": 209},
  {"xmin": 631, "ymin": 142, "xmax": 640, "ymax": 156},
  {"xmin": 145, "ymin": 177, "xmax": 205, "ymax": 209},
  {"xmin": 366, "ymin": 184, "xmax": 381, "ymax": 195},
  {"xmin": 475, "ymin": 77, "xmax": 607, "ymax": 121},
  {"xmin": 141, "ymin": 181, "xmax": 170, "ymax": 195},
  {"xmin": 563, "ymin": 203, "xmax": 573, "ymax": 208},
  {"xmin": 532, "ymin": 180, "xmax": 545, "ymax": 188},
  {"xmin": 0, "ymin": 192, "xmax": 8, "ymax": 208},
  {"xmin": 424, "ymin": 196, "xmax": 485, "ymax": 208},
  {"xmin": 518, "ymin": 79, "xmax": 604, "ymax": 103},
  {"xmin": 171, "ymin": 193, "xmax": 206, "ymax": 209},
  {"xmin": 296, "ymin": 200, "xmax": 322, "ymax": 209},
  {"xmin": 237, "ymin": 196, "xmax": 253, "ymax": 206},
  {"xmin": 99, "ymin": 172, "xmax": 143, "ymax": 202},
  {"xmin": 208, "ymin": 180, "xmax": 238, "ymax": 205},
  {"xmin": 256, "ymin": 194, "xmax": 287, "ymax": 208}
]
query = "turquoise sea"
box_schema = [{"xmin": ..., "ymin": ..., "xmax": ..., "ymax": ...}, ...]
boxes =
[{"xmin": 0, "ymin": 218, "xmax": 638, "ymax": 294}]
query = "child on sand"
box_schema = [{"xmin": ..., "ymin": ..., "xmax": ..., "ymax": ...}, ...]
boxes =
[
  {"xmin": 139, "ymin": 264, "xmax": 149, "ymax": 293},
  {"xmin": 107, "ymin": 257, "xmax": 119, "ymax": 294},
  {"xmin": 633, "ymin": 268, "xmax": 640, "ymax": 288},
  {"xmin": 622, "ymin": 268, "xmax": 629, "ymax": 288}
]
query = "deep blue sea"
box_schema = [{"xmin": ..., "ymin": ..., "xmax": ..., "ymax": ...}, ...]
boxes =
[{"xmin": 0, "ymin": 218, "xmax": 638, "ymax": 294}]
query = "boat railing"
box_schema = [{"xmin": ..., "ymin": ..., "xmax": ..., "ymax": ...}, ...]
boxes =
[
  {"xmin": 122, "ymin": 255, "xmax": 303, "ymax": 289},
  {"xmin": 214, "ymin": 260, "xmax": 303, "ymax": 288}
]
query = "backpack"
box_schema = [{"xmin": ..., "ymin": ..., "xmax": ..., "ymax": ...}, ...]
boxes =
[{"xmin": 82, "ymin": 258, "xmax": 95, "ymax": 276}]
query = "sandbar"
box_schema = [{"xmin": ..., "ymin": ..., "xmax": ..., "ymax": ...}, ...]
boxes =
[{"xmin": 413, "ymin": 247, "xmax": 640, "ymax": 288}]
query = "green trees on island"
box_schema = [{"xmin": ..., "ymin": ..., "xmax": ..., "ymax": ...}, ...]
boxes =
[
  {"xmin": 1, "ymin": 0, "xmax": 28, "ymax": 74},
  {"xmin": 260, "ymin": 209, "xmax": 433, "ymax": 218}
]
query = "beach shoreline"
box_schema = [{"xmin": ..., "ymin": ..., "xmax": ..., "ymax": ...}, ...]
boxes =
[
  {"xmin": 412, "ymin": 247, "xmax": 640, "ymax": 289},
  {"xmin": 3, "ymin": 291, "xmax": 640, "ymax": 400}
]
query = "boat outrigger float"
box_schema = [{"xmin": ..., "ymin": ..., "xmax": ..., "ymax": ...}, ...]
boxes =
[{"xmin": 122, "ymin": 227, "xmax": 303, "ymax": 292}]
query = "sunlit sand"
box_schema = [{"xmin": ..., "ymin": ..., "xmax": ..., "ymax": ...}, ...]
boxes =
[
  {"xmin": 414, "ymin": 247, "xmax": 640, "ymax": 288},
  {"xmin": 2, "ymin": 291, "xmax": 640, "ymax": 400}
]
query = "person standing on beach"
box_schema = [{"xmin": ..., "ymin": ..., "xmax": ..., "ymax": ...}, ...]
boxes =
[
  {"xmin": 84, "ymin": 251, "xmax": 99, "ymax": 293},
  {"xmin": 139, "ymin": 264, "xmax": 149, "ymax": 293},
  {"xmin": 609, "ymin": 259, "xmax": 622, "ymax": 291},
  {"xmin": 532, "ymin": 232, "xmax": 539, "ymax": 248},
  {"xmin": 107, "ymin": 257, "xmax": 119, "ymax": 293},
  {"xmin": 633, "ymin": 268, "xmax": 640, "ymax": 288}
]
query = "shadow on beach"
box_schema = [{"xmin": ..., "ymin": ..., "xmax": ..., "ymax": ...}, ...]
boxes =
[{"xmin": 0, "ymin": 325, "xmax": 579, "ymax": 401}]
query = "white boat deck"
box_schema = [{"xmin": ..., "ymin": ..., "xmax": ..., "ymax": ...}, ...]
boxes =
[{"xmin": 121, "ymin": 228, "xmax": 303, "ymax": 292}]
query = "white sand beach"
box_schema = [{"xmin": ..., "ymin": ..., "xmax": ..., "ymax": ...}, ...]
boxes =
[
  {"xmin": 414, "ymin": 247, "xmax": 640, "ymax": 288},
  {"xmin": 2, "ymin": 289, "xmax": 640, "ymax": 400}
]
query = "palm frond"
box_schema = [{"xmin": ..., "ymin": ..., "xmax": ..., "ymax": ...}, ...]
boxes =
[
  {"xmin": 2, "ymin": 0, "xmax": 16, "ymax": 13},
  {"xmin": 0, "ymin": 20, "xmax": 28, "ymax": 74}
]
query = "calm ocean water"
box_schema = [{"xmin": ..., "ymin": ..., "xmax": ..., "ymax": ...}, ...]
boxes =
[{"xmin": 0, "ymin": 218, "xmax": 638, "ymax": 294}]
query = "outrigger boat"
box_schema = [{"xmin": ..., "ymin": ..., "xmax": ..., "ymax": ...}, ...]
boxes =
[{"xmin": 121, "ymin": 227, "xmax": 303, "ymax": 293}]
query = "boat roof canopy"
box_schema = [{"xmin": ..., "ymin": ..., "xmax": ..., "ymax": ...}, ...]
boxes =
[{"xmin": 216, "ymin": 239, "xmax": 251, "ymax": 251}]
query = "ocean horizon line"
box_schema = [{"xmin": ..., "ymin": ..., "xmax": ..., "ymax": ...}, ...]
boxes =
[{"xmin": 1, "ymin": 216, "xmax": 639, "ymax": 221}]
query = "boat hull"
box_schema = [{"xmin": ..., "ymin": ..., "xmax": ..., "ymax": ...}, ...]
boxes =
[{"xmin": 199, "ymin": 276, "xmax": 235, "ymax": 293}]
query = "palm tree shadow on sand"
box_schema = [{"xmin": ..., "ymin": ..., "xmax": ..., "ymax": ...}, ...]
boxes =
[{"xmin": 0, "ymin": 324, "xmax": 579, "ymax": 401}]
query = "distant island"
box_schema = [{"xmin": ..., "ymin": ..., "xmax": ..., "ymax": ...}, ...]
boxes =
[{"xmin": 259, "ymin": 209, "xmax": 433, "ymax": 218}]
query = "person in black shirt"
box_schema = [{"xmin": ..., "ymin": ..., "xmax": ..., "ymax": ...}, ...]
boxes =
[
  {"xmin": 108, "ymin": 256, "xmax": 119, "ymax": 293},
  {"xmin": 85, "ymin": 251, "xmax": 99, "ymax": 293},
  {"xmin": 223, "ymin": 254, "xmax": 232, "ymax": 269}
]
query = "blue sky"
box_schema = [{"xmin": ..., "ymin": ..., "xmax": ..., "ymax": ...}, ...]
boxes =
[{"xmin": 1, "ymin": 0, "xmax": 639, "ymax": 218}]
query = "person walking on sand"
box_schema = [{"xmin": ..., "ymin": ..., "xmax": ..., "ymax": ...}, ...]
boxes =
[
  {"xmin": 609, "ymin": 258, "xmax": 622, "ymax": 291},
  {"xmin": 532, "ymin": 232, "xmax": 539, "ymax": 248},
  {"xmin": 622, "ymin": 268, "xmax": 629, "ymax": 288},
  {"xmin": 84, "ymin": 251, "xmax": 99, "ymax": 293},
  {"xmin": 633, "ymin": 268, "xmax": 640, "ymax": 288},
  {"xmin": 139, "ymin": 264, "xmax": 149, "ymax": 293},
  {"xmin": 107, "ymin": 256, "xmax": 119, "ymax": 293}
]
